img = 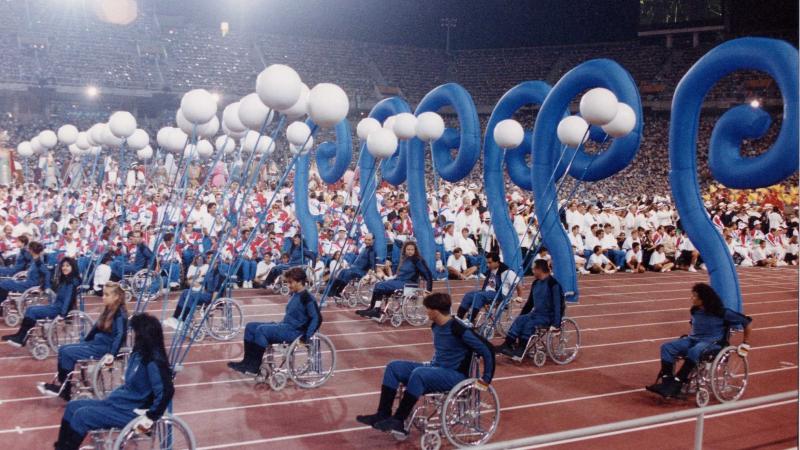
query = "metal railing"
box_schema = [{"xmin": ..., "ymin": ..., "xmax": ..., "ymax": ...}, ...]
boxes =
[{"xmin": 477, "ymin": 391, "xmax": 798, "ymax": 450}]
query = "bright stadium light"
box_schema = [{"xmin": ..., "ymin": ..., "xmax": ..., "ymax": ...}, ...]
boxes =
[
  {"xmin": 220, "ymin": 21, "xmax": 229, "ymax": 37},
  {"xmin": 86, "ymin": 85, "xmax": 99, "ymax": 98},
  {"xmin": 749, "ymin": 98, "xmax": 761, "ymax": 108}
]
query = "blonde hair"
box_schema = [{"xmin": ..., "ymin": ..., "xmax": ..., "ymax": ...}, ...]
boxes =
[{"xmin": 97, "ymin": 282, "xmax": 127, "ymax": 332}]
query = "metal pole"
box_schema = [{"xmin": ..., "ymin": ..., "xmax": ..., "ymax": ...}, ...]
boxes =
[{"xmin": 694, "ymin": 412, "xmax": 705, "ymax": 450}]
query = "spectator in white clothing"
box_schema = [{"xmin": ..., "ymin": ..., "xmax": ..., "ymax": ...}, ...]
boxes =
[{"xmin": 447, "ymin": 248, "xmax": 477, "ymax": 280}]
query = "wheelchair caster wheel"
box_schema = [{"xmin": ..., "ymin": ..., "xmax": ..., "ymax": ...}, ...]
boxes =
[
  {"xmin": 4, "ymin": 312, "xmax": 20, "ymax": 328},
  {"xmin": 279, "ymin": 285, "xmax": 290, "ymax": 296},
  {"xmin": 533, "ymin": 351, "xmax": 547, "ymax": 367},
  {"xmin": 269, "ymin": 372, "xmax": 288, "ymax": 391},
  {"xmin": 31, "ymin": 343, "xmax": 50, "ymax": 360},
  {"xmin": 193, "ymin": 327, "xmax": 207, "ymax": 342},
  {"xmin": 421, "ymin": 431, "xmax": 441, "ymax": 450},
  {"xmin": 346, "ymin": 296, "xmax": 358, "ymax": 308},
  {"xmin": 696, "ymin": 387, "xmax": 710, "ymax": 407},
  {"xmin": 390, "ymin": 314, "xmax": 403, "ymax": 328}
]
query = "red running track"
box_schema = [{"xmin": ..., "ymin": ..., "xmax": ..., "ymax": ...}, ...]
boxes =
[{"xmin": 0, "ymin": 267, "xmax": 796, "ymax": 449}]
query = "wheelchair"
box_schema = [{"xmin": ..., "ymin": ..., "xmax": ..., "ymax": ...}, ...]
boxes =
[
  {"xmin": 69, "ymin": 347, "xmax": 132, "ymax": 400},
  {"xmin": 86, "ymin": 413, "xmax": 196, "ymax": 449},
  {"xmin": 120, "ymin": 269, "xmax": 163, "ymax": 302},
  {"xmin": 269, "ymin": 264, "xmax": 316, "ymax": 296},
  {"xmin": 394, "ymin": 360, "xmax": 500, "ymax": 449},
  {"xmin": 474, "ymin": 296, "xmax": 523, "ymax": 340},
  {"xmin": 2, "ymin": 284, "xmax": 55, "ymax": 327},
  {"xmin": 510, "ymin": 317, "xmax": 581, "ymax": 367},
  {"xmin": 24, "ymin": 309, "xmax": 94, "ymax": 360},
  {"xmin": 373, "ymin": 284, "xmax": 429, "ymax": 328},
  {"xmin": 337, "ymin": 270, "xmax": 378, "ymax": 308},
  {"xmin": 182, "ymin": 295, "xmax": 244, "ymax": 342},
  {"xmin": 255, "ymin": 333, "xmax": 336, "ymax": 391}
]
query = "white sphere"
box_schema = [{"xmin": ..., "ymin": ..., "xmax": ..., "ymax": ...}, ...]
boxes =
[
  {"xmin": 75, "ymin": 132, "xmax": 91, "ymax": 150},
  {"xmin": 383, "ymin": 115, "xmax": 397, "ymax": 131},
  {"xmin": 156, "ymin": 127, "xmax": 172, "ymax": 149},
  {"xmin": 30, "ymin": 137, "xmax": 43, "ymax": 154},
  {"xmin": 102, "ymin": 125, "xmax": 124, "ymax": 147},
  {"xmin": 281, "ymin": 83, "xmax": 310, "ymax": 118},
  {"xmin": 238, "ymin": 93, "xmax": 274, "ymax": 130},
  {"xmin": 108, "ymin": 111, "xmax": 137, "ymax": 138},
  {"xmin": 307, "ymin": 83, "xmax": 349, "ymax": 128},
  {"xmin": 89, "ymin": 146, "xmax": 102, "ymax": 156},
  {"xmin": 38, "ymin": 130, "xmax": 57, "ymax": 148},
  {"xmin": 556, "ymin": 115, "xmax": 590, "ymax": 148},
  {"xmin": 415, "ymin": 112, "xmax": 445, "ymax": 142},
  {"xmin": 289, "ymin": 135, "xmax": 314, "ymax": 155},
  {"xmin": 243, "ymin": 130, "xmax": 275, "ymax": 154},
  {"xmin": 88, "ymin": 123, "xmax": 106, "ymax": 146},
  {"xmin": 16, "ymin": 141, "xmax": 32, "ymax": 157},
  {"xmin": 198, "ymin": 116, "xmax": 220, "ymax": 138},
  {"xmin": 494, "ymin": 119, "xmax": 525, "ymax": 149},
  {"xmin": 68, "ymin": 144, "xmax": 82, "ymax": 157},
  {"xmin": 222, "ymin": 102, "xmax": 247, "ymax": 132},
  {"xmin": 286, "ymin": 121, "xmax": 312, "ymax": 147},
  {"xmin": 579, "ymin": 87, "xmax": 619, "ymax": 126},
  {"xmin": 176, "ymin": 109, "xmax": 194, "ymax": 135},
  {"xmin": 356, "ymin": 117, "xmax": 382, "ymax": 140},
  {"xmin": 366, "ymin": 128, "xmax": 398, "ymax": 159},
  {"xmin": 127, "ymin": 129, "xmax": 149, "ymax": 151},
  {"xmin": 393, "ymin": 112, "xmax": 418, "ymax": 140},
  {"xmin": 196, "ymin": 139, "xmax": 214, "ymax": 159},
  {"xmin": 215, "ymin": 135, "xmax": 236, "ymax": 154},
  {"xmin": 168, "ymin": 128, "xmax": 188, "ymax": 153},
  {"xmin": 183, "ymin": 144, "xmax": 197, "ymax": 159},
  {"xmin": 137, "ymin": 146, "xmax": 153, "ymax": 160},
  {"xmin": 256, "ymin": 64, "xmax": 302, "ymax": 110},
  {"xmin": 180, "ymin": 89, "xmax": 217, "ymax": 124},
  {"xmin": 601, "ymin": 103, "xmax": 637, "ymax": 138},
  {"xmin": 57, "ymin": 125, "xmax": 79, "ymax": 145},
  {"xmin": 222, "ymin": 122, "xmax": 247, "ymax": 140}
]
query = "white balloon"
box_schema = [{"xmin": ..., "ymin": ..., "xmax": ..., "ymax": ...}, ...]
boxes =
[
  {"xmin": 126, "ymin": 129, "xmax": 149, "ymax": 151},
  {"xmin": 180, "ymin": 89, "xmax": 217, "ymax": 124},
  {"xmin": 215, "ymin": 135, "xmax": 236, "ymax": 154},
  {"xmin": 579, "ymin": 87, "xmax": 619, "ymax": 126},
  {"xmin": 88, "ymin": 123, "xmax": 106, "ymax": 147},
  {"xmin": 556, "ymin": 115, "xmax": 590, "ymax": 148},
  {"xmin": 494, "ymin": 119, "xmax": 525, "ymax": 149},
  {"xmin": 30, "ymin": 137, "xmax": 43, "ymax": 154},
  {"xmin": 281, "ymin": 83, "xmax": 310, "ymax": 118},
  {"xmin": 222, "ymin": 122, "xmax": 247, "ymax": 140},
  {"xmin": 289, "ymin": 135, "xmax": 314, "ymax": 155},
  {"xmin": 168, "ymin": 128, "xmax": 188, "ymax": 153},
  {"xmin": 137, "ymin": 146, "xmax": 153, "ymax": 160},
  {"xmin": 102, "ymin": 125, "xmax": 124, "ymax": 147},
  {"xmin": 415, "ymin": 112, "xmax": 445, "ymax": 142},
  {"xmin": 75, "ymin": 132, "xmax": 91, "ymax": 150},
  {"xmin": 393, "ymin": 112, "xmax": 418, "ymax": 140},
  {"xmin": 366, "ymin": 128, "xmax": 398, "ymax": 159},
  {"xmin": 68, "ymin": 144, "xmax": 82, "ymax": 156},
  {"xmin": 38, "ymin": 130, "xmax": 57, "ymax": 148},
  {"xmin": 57, "ymin": 125, "xmax": 79, "ymax": 145},
  {"xmin": 286, "ymin": 121, "xmax": 312, "ymax": 147},
  {"xmin": 108, "ymin": 111, "xmax": 137, "ymax": 138},
  {"xmin": 356, "ymin": 117, "xmax": 382, "ymax": 140},
  {"xmin": 307, "ymin": 83, "xmax": 349, "ymax": 128},
  {"xmin": 176, "ymin": 109, "xmax": 194, "ymax": 135},
  {"xmin": 16, "ymin": 141, "xmax": 32, "ymax": 157},
  {"xmin": 256, "ymin": 64, "xmax": 302, "ymax": 110},
  {"xmin": 198, "ymin": 116, "xmax": 220, "ymax": 138},
  {"xmin": 243, "ymin": 130, "xmax": 275, "ymax": 154},
  {"xmin": 383, "ymin": 115, "xmax": 397, "ymax": 131},
  {"xmin": 183, "ymin": 144, "xmax": 197, "ymax": 159},
  {"xmin": 156, "ymin": 127, "xmax": 172, "ymax": 149},
  {"xmin": 238, "ymin": 93, "xmax": 274, "ymax": 130},
  {"xmin": 89, "ymin": 146, "xmax": 102, "ymax": 156},
  {"xmin": 601, "ymin": 103, "xmax": 636, "ymax": 138},
  {"xmin": 196, "ymin": 139, "xmax": 214, "ymax": 159},
  {"xmin": 222, "ymin": 102, "xmax": 247, "ymax": 132}
]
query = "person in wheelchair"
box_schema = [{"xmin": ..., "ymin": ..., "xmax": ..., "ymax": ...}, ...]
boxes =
[
  {"xmin": 497, "ymin": 260, "xmax": 563, "ymax": 358},
  {"xmin": 162, "ymin": 258, "xmax": 231, "ymax": 331},
  {"xmin": 646, "ymin": 283, "xmax": 753, "ymax": 399},
  {"xmin": 262, "ymin": 234, "xmax": 316, "ymax": 287},
  {"xmin": 0, "ymin": 241, "xmax": 51, "ymax": 314},
  {"xmin": 357, "ymin": 240, "xmax": 432, "ymax": 319},
  {"xmin": 0, "ymin": 235, "xmax": 31, "ymax": 276},
  {"xmin": 327, "ymin": 233, "xmax": 376, "ymax": 299},
  {"xmin": 53, "ymin": 313, "xmax": 174, "ymax": 450},
  {"xmin": 109, "ymin": 231, "xmax": 154, "ymax": 281},
  {"xmin": 38, "ymin": 282, "xmax": 128, "ymax": 401},
  {"xmin": 3, "ymin": 257, "xmax": 80, "ymax": 347},
  {"xmin": 356, "ymin": 292, "xmax": 494, "ymax": 437},
  {"xmin": 456, "ymin": 252, "xmax": 522, "ymax": 324},
  {"xmin": 228, "ymin": 266, "xmax": 322, "ymax": 374}
]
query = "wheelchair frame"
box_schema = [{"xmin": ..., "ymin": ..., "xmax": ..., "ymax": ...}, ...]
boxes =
[
  {"xmin": 87, "ymin": 413, "xmax": 196, "ymax": 450},
  {"xmin": 512, "ymin": 317, "xmax": 581, "ymax": 367},
  {"xmin": 337, "ymin": 270, "xmax": 378, "ymax": 308},
  {"xmin": 25, "ymin": 309, "xmax": 93, "ymax": 360},
  {"xmin": 1, "ymin": 281, "xmax": 51, "ymax": 327},
  {"xmin": 255, "ymin": 333, "xmax": 336, "ymax": 391},
  {"xmin": 373, "ymin": 285, "xmax": 429, "ymax": 328},
  {"xmin": 182, "ymin": 295, "xmax": 244, "ymax": 342}
]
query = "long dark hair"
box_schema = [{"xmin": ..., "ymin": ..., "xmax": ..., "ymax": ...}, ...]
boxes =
[
  {"xmin": 398, "ymin": 240, "xmax": 421, "ymax": 268},
  {"xmin": 130, "ymin": 313, "xmax": 169, "ymax": 363},
  {"xmin": 692, "ymin": 283, "xmax": 726, "ymax": 317},
  {"xmin": 56, "ymin": 257, "xmax": 81, "ymax": 288}
]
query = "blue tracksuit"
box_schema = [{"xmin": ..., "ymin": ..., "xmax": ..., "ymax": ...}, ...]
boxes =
[
  {"xmin": 110, "ymin": 243, "xmax": 154, "ymax": 278},
  {"xmin": 62, "ymin": 351, "xmax": 174, "ymax": 436},
  {"xmin": 459, "ymin": 264, "xmax": 512, "ymax": 312},
  {"xmin": 0, "ymin": 248, "xmax": 31, "ymax": 276},
  {"xmin": 173, "ymin": 263, "xmax": 230, "ymax": 320},
  {"xmin": 265, "ymin": 244, "xmax": 317, "ymax": 285},
  {"xmin": 58, "ymin": 310, "xmax": 128, "ymax": 371},
  {"xmin": 373, "ymin": 257, "xmax": 433, "ymax": 298},
  {"xmin": 331, "ymin": 245, "xmax": 376, "ymax": 292},
  {"xmin": 383, "ymin": 318, "xmax": 495, "ymax": 397},
  {"xmin": 507, "ymin": 276, "xmax": 563, "ymax": 340},
  {"xmin": 0, "ymin": 257, "xmax": 52, "ymax": 301},
  {"xmin": 244, "ymin": 289, "xmax": 322, "ymax": 347},
  {"xmin": 24, "ymin": 277, "xmax": 80, "ymax": 321},
  {"xmin": 661, "ymin": 307, "xmax": 752, "ymax": 364}
]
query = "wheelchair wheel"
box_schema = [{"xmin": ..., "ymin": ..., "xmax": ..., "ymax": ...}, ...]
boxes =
[
  {"xmin": 356, "ymin": 279, "xmax": 374, "ymax": 307},
  {"xmin": 695, "ymin": 387, "xmax": 710, "ymax": 408},
  {"xmin": 421, "ymin": 431, "xmax": 442, "ymax": 450},
  {"xmin": 203, "ymin": 298, "xmax": 243, "ymax": 341},
  {"xmin": 441, "ymin": 379, "xmax": 500, "ymax": 448},
  {"xmin": 279, "ymin": 283, "xmax": 290, "ymax": 296},
  {"xmin": 545, "ymin": 317, "xmax": 580, "ymax": 365},
  {"xmin": 287, "ymin": 334, "xmax": 336, "ymax": 389},
  {"xmin": 495, "ymin": 298, "xmax": 522, "ymax": 338},
  {"xmin": 130, "ymin": 270, "xmax": 162, "ymax": 300},
  {"xmin": 532, "ymin": 351, "xmax": 547, "ymax": 367},
  {"xmin": 269, "ymin": 372, "xmax": 288, "ymax": 391},
  {"xmin": 31, "ymin": 342, "xmax": 50, "ymax": 360},
  {"xmin": 47, "ymin": 311, "xmax": 93, "ymax": 351},
  {"xmin": 390, "ymin": 313, "xmax": 404, "ymax": 328},
  {"xmin": 92, "ymin": 358, "xmax": 126, "ymax": 400},
  {"xmin": 113, "ymin": 414, "xmax": 196, "ymax": 450},
  {"xmin": 3, "ymin": 306, "xmax": 20, "ymax": 327},
  {"xmin": 710, "ymin": 346, "xmax": 749, "ymax": 403},
  {"xmin": 341, "ymin": 281, "xmax": 359, "ymax": 308},
  {"xmin": 401, "ymin": 291, "xmax": 429, "ymax": 327}
]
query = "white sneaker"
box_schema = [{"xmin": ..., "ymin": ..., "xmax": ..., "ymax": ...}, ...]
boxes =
[
  {"xmin": 699, "ymin": 264, "xmax": 707, "ymax": 271},
  {"xmin": 579, "ymin": 268, "xmax": 590, "ymax": 275},
  {"xmin": 776, "ymin": 261, "xmax": 788, "ymax": 267},
  {"xmin": 478, "ymin": 274, "xmax": 486, "ymax": 279},
  {"xmin": 169, "ymin": 282, "xmax": 180, "ymax": 289},
  {"xmin": 162, "ymin": 318, "xmax": 179, "ymax": 330},
  {"xmin": 688, "ymin": 266, "xmax": 697, "ymax": 273}
]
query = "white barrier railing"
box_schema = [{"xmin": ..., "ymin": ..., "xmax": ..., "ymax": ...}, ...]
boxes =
[{"xmin": 477, "ymin": 391, "xmax": 798, "ymax": 450}]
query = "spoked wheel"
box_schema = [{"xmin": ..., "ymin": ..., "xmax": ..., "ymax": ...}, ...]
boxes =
[
  {"xmin": 440, "ymin": 379, "xmax": 500, "ymax": 448},
  {"xmin": 3, "ymin": 304, "xmax": 20, "ymax": 327},
  {"xmin": 130, "ymin": 270, "xmax": 163, "ymax": 300},
  {"xmin": 495, "ymin": 297, "xmax": 523, "ymax": 338},
  {"xmin": 356, "ymin": 280, "xmax": 374, "ymax": 307},
  {"xmin": 21, "ymin": 288, "xmax": 55, "ymax": 314},
  {"xmin": 341, "ymin": 282, "xmax": 359, "ymax": 308},
  {"xmin": 545, "ymin": 317, "xmax": 580, "ymax": 365},
  {"xmin": 401, "ymin": 291, "xmax": 429, "ymax": 327},
  {"xmin": 47, "ymin": 311, "xmax": 93, "ymax": 351},
  {"xmin": 287, "ymin": 334, "xmax": 336, "ymax": 389},
  {"xmin": 92, "ymin": 358, "xmax": 126, "ymax": 400},
  {"xmin": 711, "ymin": 346, "xmax": 749, "ymax": 403},
  {"xmin": 113, "ymin": 415, "xmax": 196, "ymax": 450},
  {"xmin": 203, "ymin": 298, "xmax": 243, "ymax": 341}
]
